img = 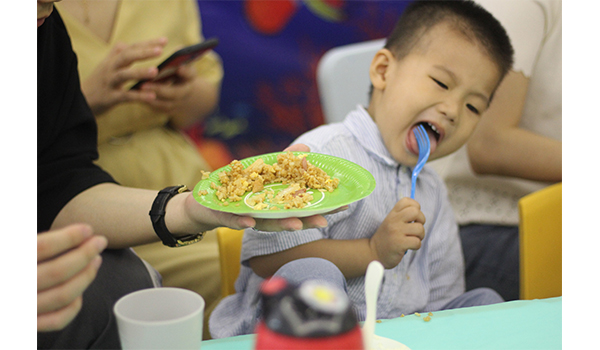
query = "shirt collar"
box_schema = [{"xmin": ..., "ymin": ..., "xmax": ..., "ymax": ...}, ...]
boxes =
[{"xmin": 343, "ymin": 105, "xmax": 399, "ymax": 168}]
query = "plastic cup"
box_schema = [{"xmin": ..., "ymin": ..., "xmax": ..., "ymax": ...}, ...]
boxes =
[{"xmin": 114, "ymin": 287, "xmax": 205, "ymax": 349}]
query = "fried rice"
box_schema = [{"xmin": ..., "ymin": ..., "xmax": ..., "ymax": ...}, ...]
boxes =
[{"xmin": 203, "ymin": 152, "xmax": 339, "ymax": 210}]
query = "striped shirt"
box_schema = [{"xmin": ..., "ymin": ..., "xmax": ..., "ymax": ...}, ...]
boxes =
[{"xmin": 209, "ymin": 106, "xmax": 465, "ymax": 338}]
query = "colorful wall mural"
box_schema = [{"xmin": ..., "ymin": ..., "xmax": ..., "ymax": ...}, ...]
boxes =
[{"xmin": 187, "ymin": 0, "xmax": 412, "ymax": 169}]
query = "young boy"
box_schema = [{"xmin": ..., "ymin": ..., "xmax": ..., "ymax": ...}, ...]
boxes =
[{"xmin": 210, "ymin": 0, "xmax": 514, "ymax": 338}]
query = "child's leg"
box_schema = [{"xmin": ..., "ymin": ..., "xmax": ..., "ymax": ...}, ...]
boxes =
[
  {"xmin": 274, "ymin": 257, "xmax": 348, "ymax": 292},
  {"xmin": 249, "ymin": 258, "xmax": 348, "ymax": 332},
  {"xmin": 441, "ymin": 288, "xmax": 504, "ymax": 310}
]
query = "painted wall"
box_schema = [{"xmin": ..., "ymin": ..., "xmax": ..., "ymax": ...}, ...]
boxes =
[{"xmin": 188, "ymin": 0, "xmax": 411, "ymax": 168}]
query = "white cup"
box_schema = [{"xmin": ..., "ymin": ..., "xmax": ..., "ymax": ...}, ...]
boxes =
[{"xmin": 114, "ymin": 287, "xmax": 205, "ymax": 350}]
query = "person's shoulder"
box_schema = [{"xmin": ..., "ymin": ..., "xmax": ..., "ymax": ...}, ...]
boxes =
[
  {"xmin": 39, "ymin": 9, "xmax": 76, "ymax": 60},
  {"xmin": 48, "ymin": 7, "xmax": 69, "ymax": 34}
]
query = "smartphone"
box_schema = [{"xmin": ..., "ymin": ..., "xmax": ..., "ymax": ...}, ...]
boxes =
[{"xmin": 130, "ymin": 37, "xmax": 219, "ymax": 90}]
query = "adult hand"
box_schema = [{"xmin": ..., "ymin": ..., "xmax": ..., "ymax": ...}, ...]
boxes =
[
  {"xmin": 37, "ymin": 224, "xmax": 107, "ymax": 332},
  {"xmin": 138, "ymin": 60, "xmax": 221, "ymax": 129},
  {"xmin": 177, "ymin": 187, "xmax": 329, "ymax": 234},
  {"xmin": 284, "ymin": 143, "xmax": 310, "ymax": 152},
  {"xmin": 369, "ymin": 197, "xmax": 426, "ymax": 269},
  {"xmin": 81, "ymin": 38, "xmax": 168, "ymax": 116},
  {"xmin": 138, "ymin": 63, "xmax": 198, "ymax": 117}
]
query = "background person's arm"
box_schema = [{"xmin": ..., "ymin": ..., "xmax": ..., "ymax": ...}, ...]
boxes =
[{"xmin": 466, "ymin": 71, "xmax": 562, "ymax": 182}]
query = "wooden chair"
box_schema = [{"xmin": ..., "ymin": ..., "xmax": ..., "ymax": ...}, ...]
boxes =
[
  {"xmin": 216, "ymin": 227, "xmax": 245, "ymax": 298},
  {"xmin": 518, "ymin": 182, "xmax": 562, "ymax": 299}
]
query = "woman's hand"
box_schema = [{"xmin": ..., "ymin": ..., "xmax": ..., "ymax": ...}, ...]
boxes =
[
  {"xmin": 138, "ymin": 63, "xmax": 203, "ymax": 127},
  {"xmin": 37, "ymin": 224, "xmax": 107, "ymax": 332},
  {"xmin": 175, "ymin": 191, "xmax": 329, "ymax": 235},
  {"xmin": 137, "ymin": 59, "xmax": 221, "ymax": 129},
  {"xmin": 369, "ymin": 197, "xmax": 426, "ymax": 269},
  {"xmin": 81, "ymin": 38, "xmax": 168, "ymax": 116}
]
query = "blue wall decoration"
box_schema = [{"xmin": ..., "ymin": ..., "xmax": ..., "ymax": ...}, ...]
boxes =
[{"xmin": 188, "ymin": 0, "xmax": 411, "ymax": 168}]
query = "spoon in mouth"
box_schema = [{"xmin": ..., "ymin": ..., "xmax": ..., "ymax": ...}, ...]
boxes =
[{"xmin": 410, "ymin": 124, "xmax": 431, "ymax": 199}]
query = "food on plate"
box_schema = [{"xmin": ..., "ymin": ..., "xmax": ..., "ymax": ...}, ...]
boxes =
[{"xmin": 200, "ymin": 152, "xmax": 340, "ymax": 210}]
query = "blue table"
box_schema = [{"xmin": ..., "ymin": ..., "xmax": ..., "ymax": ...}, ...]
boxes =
[{"xmin": 202, "ymin": 297, "xmax": 561, "ymax": 350}]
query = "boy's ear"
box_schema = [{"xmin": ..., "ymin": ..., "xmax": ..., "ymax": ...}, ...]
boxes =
[{"xmin": 369, "ymin": 49, "xmax": 393, "ymax": 91}]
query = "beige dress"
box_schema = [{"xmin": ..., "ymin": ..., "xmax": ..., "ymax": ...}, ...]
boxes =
[{"xmin": 57, "ymin": 0, "xmax": 224, "ymax": 339}]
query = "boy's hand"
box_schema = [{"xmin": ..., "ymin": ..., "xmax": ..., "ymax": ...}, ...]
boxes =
[{"xmin": 369, "ymin": 197, "xmax": 426, "ymax": 269}]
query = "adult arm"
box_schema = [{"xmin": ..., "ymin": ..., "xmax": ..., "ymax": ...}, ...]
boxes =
[
  {"xmin": 51, "ymin": 143, "xmax": 329, "ymax": 249},
  {"xmin": 468, "ymin": 0, "xmax": 562, "ymax": 182},
  {"xmin": 466, "ymin": 71, "xmax": 562, "ymax": 182},
  {"xmin": 51, "ymin": 183, "xmax": 329, "ymax": 249}
]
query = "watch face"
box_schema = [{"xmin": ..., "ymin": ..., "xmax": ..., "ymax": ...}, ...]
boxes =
[
  {"xmin": 176, "ymin": 185, "xmax": 190, "ymax": 194},
  {"xmin": 174, "ymin": 233, "xmax": 204, "ymax": 247}
]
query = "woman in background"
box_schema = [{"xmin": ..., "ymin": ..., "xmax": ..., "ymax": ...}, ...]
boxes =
[{"xmin": 56, "ymin": 0, "xmax": 223, "ymax": 339}]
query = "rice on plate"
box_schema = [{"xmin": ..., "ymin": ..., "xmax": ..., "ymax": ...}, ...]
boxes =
[{"xmin": 199, "ymin": 152, "xmax": 339, "ymax": 211}]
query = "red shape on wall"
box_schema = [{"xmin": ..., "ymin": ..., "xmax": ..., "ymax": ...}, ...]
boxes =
[{"xmin": 244, "ymin": 0, "xmax": 299, "ymax": 35}]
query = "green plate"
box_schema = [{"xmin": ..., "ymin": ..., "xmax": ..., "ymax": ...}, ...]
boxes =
[{"xmin": 193, "ymin": 152, "xmax": 376, "ymax": 219}]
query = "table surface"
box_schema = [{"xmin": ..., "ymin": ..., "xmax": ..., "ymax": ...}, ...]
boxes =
[{"xmin": 202, "ymin": 297, "xmax": 561, "ymax": 350}]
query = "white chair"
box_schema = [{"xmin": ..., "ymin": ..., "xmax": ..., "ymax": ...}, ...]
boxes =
[{"xmin": 316, "ymin": 38, "xmax": 386, "ymax": 124}]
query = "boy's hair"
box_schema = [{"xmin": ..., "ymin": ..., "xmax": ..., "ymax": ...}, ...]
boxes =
[{"xmin": 385, "ymin": 0, "xmax": 514, "ymax": 79}]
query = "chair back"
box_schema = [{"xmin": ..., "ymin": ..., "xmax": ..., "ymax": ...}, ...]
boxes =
[
  {"xmin": 216, "ymin": 227, "xmax": 245, "ymax": 298},
  {"xmin": 518, "ymin": 182, "xmax": 562, "ymax": 299},
  {"xmin": 317, "ymin": 39, "xmax": 386, "ymax": 124}
]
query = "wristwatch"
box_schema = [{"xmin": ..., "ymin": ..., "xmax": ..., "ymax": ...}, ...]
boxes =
[{"xmin": 149, "ymin": 185, "xmax": 204, "ymax": 247}]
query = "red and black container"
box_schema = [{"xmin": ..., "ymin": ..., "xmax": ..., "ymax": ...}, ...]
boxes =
[{"xmin": 254, "ymin": 277, "xmax": 364, "ymax": 350}]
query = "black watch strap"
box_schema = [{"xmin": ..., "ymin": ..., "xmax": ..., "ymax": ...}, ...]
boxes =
[{"xmin": 149, "ymin": 185, "xmax": 204, "ymax": 247}]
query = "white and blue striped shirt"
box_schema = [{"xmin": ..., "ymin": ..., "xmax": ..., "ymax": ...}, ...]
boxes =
[{"xmin": 209, "ymin": 106, "xmax": 465, "ymax": 338}]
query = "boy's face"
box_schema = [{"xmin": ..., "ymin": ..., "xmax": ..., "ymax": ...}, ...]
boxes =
[{"xmin": 368, "ymin": 23, "xmax": 501, "ymax": 166}]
